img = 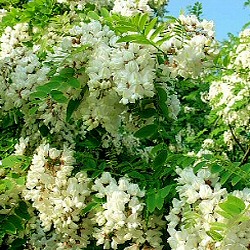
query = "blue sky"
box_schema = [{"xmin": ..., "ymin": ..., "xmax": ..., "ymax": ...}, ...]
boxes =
[{"xmin": 167, "ymin": 0, "xmax": 250, "ymax": 41}]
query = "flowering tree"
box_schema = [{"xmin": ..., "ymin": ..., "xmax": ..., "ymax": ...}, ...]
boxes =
[{"xmin": 0, "ymin": 0, "xmax": 250, "ymax": 249}]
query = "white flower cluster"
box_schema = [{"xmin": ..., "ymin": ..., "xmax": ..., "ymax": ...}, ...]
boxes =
[
  {"xmin": 209, "ymin": 29, "xmax": 250, "ymax": 149},
  {"xmin": 233, "ymin": 29, "xmax": 250, "ymax": 70},
  {"xmin": 0, "ymin": 9, "xmax": 6, "ymax": 22},
  {"xmin": 23, "ymin": 144, "xmax": 92, "ymax": 248},
  {"xmin": 112, "ymin": 0, "xmax": 154, "ymax": 16},
  {"xmin": 92, "ymin": 172, "xmax": 165, "ymax": 249},
  {"xmin": 159, "ymin": 15, "xmax": 218, "ymax": 79},
  {"xmin": 56, "ymin": 0, "xmax": 157, "ymax": 15},
  {"xmin": 167, "ymin": 167, "xmax": 250, "ymax": 249},
  {"xmin": 22, "ymin": 145, "xmax": 165, "ymax": 249},
  {"xmin": 70, "ymin": 20, "xmax": 156, "ymax": 137},
  {"xmin": 0, "ymin": 4, "xmax": 218, "ymax": 152},
  {"xmin": 0, "ymin": 23, "xmax": 50, "ymax": 111},
  {"xmin": 56, "ymin": 0, "xmax": 113, "ymax": 10},
  {"xmin": 73, "ymin": 20, "xmax": 156, "ymax": 105}
]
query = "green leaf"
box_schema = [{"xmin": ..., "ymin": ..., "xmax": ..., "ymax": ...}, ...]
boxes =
[
  {"xmin": 14, "ymin": 201, "xmax": 30, "ymax": 220},
  {"xmin": 29, "ymin": 91, "xmax": 48, "ymax": 99},
  {"xmin": 149, "ymin": 24, "xmax": 165, "ymax": 40},
  {"xmin": 88, "ymin": 11, "xmax": 100, "ymax": 20},
  {"xmin": 134, "ymin": 124, "xmax": 158, "ymax": 138},
  {"xmin": 39, "ymin": 124, "xmax": 50, "ymax": 137},
  {"xmin": 115, "ymin": 25, "xmax": 138, "ymax": 33},
  {"xmin": 82, "ymin": 202, "xmax": 99, "ymax": 215},
  {"xmin": 241, "ymin": 163, "xmax": 250, "ymax": 173},
  {"xmin": 210, "ymin": 222, "xmax": 227, "ymax": 231},
  {"xmin": 206, "ymin": 230, "xmax": 223, "ymax": 241},
  {"xmin": 231, "ymin": 175, "xmax": 241, "ymax": 186},
  {"xmin": 7, "ymin": 215, "xmax": 23, "ymax": 231},
  {"xmin": 217, "ymin": 210, "xmax": 233, "ymax": 219},
  {"xmin": 67, "ymin": 77, "xmax": 81, "ymax": 88},
  {"xmin": 155, "ymin": 35, "xmax": 172, "ymax": 46},
  {"xmin": 220, "ymin": 171, "xmax": 232, "ymax": 185},
  {"xmin": 138, "ymin": 13, "xmax": 148, "ymax": 30},
  {"xmin": 210, "ymin": 163, "xmax": 223, "ymax": 174},
  {"xmin": 10, "ymin": 238, "xmax": 26, "ymax": 249},
  {"xmin": 66, "ymin": 98, "xmax": 81, "ymax": 122},
  {"xmin": 139, "ymin": 108, "xmax": 157, "ymax": 118},
  {"xmin": 159, "ymin": 185, "xmax": 173, "ymax": 198},
  {"xmin": 227, "ymin": 195, "xmax": 246, "ymax": 211},
  {"xmin": 193, "ymin": 161, "xmax": 207, "ymax": 173},
  {"xmin": 117, "ymin": 34, "xmax": 150, "ymax": 45},
  {"xmin": 100, "ymin": 7, "xmax": 109, "ymax": 18},
  {"xmin": 144, "ymin": 17, "xmax": 158, "ymax": 36},
  {"xmin": 59, "ymin": 67, "xmax": 75, "ymax": 77},
  {"xmin": 157, "ymin": 87, "xmax": 167, "ymax": 102},
  {"xmin": 2, "ymin": 156, "xmax": 23, "ymax": 169},
  {"xmin": 146, "ymin": 191, "xmax": 156, "ymax": 213},
  {"xmin": 1, "ymin": 221, "xmax": 16, "ymax": 234},
  {"xmin": 155, "ymin": 192, "xmax": 164, "ymax": 210},
  {"xmin": 36, "ymin": 80, "xmax": 62, "ymax": 92},
  {"xmin": 153, "ymin": 150, "xmax": 167, "ymax": 169},
  {"xmin": 127, "ymin": 171, "xmax": 145, "ymax": 180},
  {"xmin": 84, "ymin": 158, "xmax": 97, "ymax": 169},
  {"xmin": 15, "ymin": 176, "xmax": 26, "ymax": 186},
  {"xmin": 219, "ymin": 202, "xmax": 242, "ymax": 216},
  {"xmin": 50, "ymin": 90, "xmax": 68, "ymax": 103}
]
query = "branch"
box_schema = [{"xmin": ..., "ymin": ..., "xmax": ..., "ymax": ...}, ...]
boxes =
[
  {"xmin": 228, "ymin": 124, "xmax": 246, "ymax": 153},
  {"xmin": 239, "ymin": 146, "xmax": 250, "ymax": 167}
]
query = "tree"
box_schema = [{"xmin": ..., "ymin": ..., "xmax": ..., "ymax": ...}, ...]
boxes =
[{"xmin": 0, "ymin": 0, "xmax": 250, "ymax": 249}]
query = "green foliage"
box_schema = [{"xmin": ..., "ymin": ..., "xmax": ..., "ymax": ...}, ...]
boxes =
[
  {"xmin": 134, "ymin": 124, "xmax": 158, "ymax": 138},
  {"xmin": 0, "ymin": 201, "xmax": 31, "ymax": 247},
  {"xmin": 0, "ymin": 0, "xmax": 68, "ymax": 34},
  {"xmin": 187, "ymin": 2, "xmax": 203, "ymax": 20},
  {"xmin": 0, "ymin": 0, "xmax": 29, "ymax": 9},
  {"xmin": 244, "ymin": 0, "xmax": 250, "ymax": 7},
  {"xmin": 207, "ymin": 195, "xmax": 250, "ymax": 241},
  {"xmin": 106, "ymin": 12, "xmax": 176, "ymax": 51},
  {"xmin": 146, "ymin": 184, "xmax": 176, "ymax": 213},
  {"xmin": 2, "ymin": 155, "xmax": 30, "ymax": 171}
]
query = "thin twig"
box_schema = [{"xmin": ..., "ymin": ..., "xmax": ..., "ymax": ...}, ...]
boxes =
[
  {"xmin": 228, "ymin": 123, "xmax": 246, "ymax": 153},
  {"xmin": 239, "ymin": 146, "xmax": 250, "ymax": 167}
]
